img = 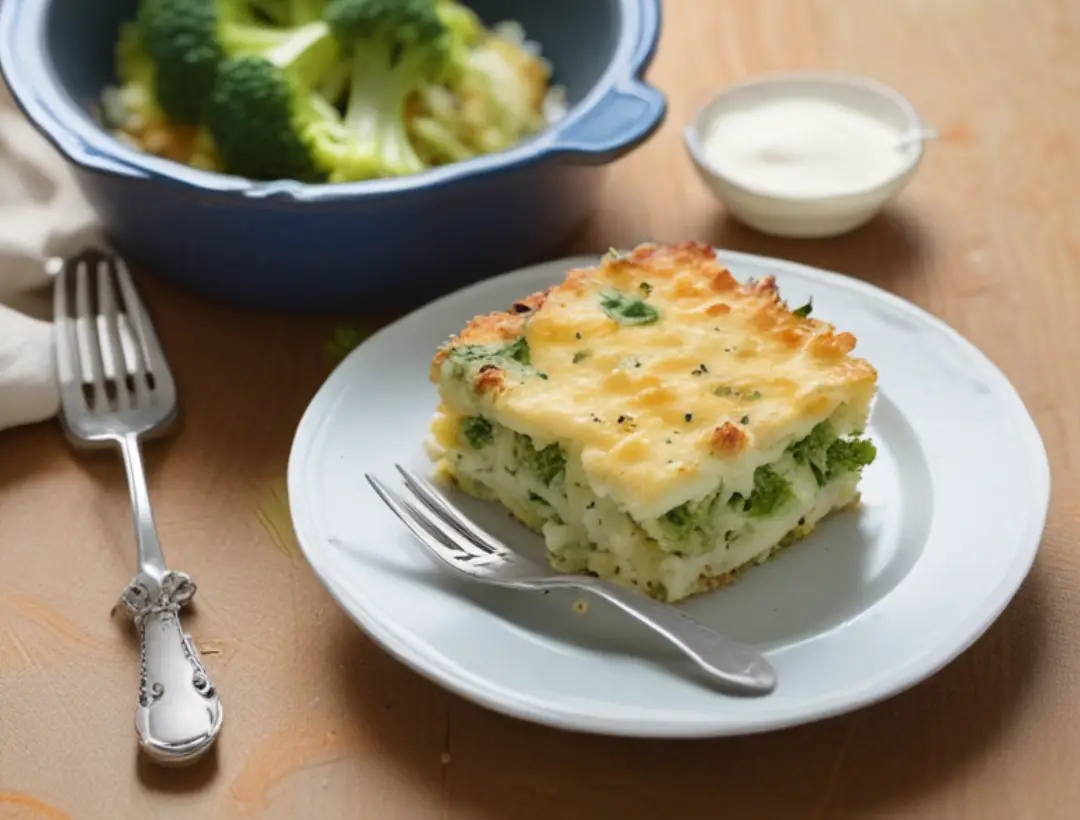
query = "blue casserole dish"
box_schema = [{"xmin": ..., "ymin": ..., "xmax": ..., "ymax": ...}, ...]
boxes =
[{"xmin": 0, "ymin": 0, "xmax": 665, "ymax": 314}]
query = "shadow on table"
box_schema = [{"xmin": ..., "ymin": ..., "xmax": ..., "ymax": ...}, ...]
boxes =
[
  {"xmin": 136, "ymin": 744, "xmax": 220, "ymax": 792},
  {"xmin": 332, "ymin": 560, "xmax": 1048, "ymax": 819},
  {"xmin": 705, "ymin": 204, "xmax": 934, "ymax": 296}
]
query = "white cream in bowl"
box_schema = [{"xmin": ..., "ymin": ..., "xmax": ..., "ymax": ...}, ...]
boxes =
[{"xmin": 684, "ymin": 71, "xmax": 931, "ymax": 239}]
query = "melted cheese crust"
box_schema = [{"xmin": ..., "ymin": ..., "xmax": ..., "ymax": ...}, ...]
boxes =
[{"xmin": 430, "ymin": 242, "xmax": 878, "ymax": 518}]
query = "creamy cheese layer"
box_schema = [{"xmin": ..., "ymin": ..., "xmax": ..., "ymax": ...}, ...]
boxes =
[{"xmin": 430, "ymin": 242, "xmax": 877, "ymax": 519}]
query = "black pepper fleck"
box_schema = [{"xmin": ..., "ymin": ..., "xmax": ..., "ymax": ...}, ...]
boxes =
[
  {"xmin": 575, "ymin": 331, "xmax": 582, "ymax": 340},
  {"xmin": 685, "ymin": 413, "xmax": 693, "ymax": 422}
]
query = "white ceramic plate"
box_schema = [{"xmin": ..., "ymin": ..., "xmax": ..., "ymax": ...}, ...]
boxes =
[{"xmin": 288, "ymin": 251, "xmax": 1050, "ymax": 738}]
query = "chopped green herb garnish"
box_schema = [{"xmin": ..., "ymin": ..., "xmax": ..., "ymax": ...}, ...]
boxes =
[
  {"xmin": 599, "ymin": 290, "xmax": 660, "ymax": 326},
  {"xmin": 447, "ymin": 336, "xmax": 539, "ymax": 385},
  {"xmin": 746, "ymin": 390, "xmax": 763, "ymax": 400},
  {"xmin": 793, "ymin": 300, "xmax": 813, "ymax": 318},
  {"xmin": 572, "ymin": 350, "xmax": 591, "ymax": 364},
  {"xmin": 639, "ymin": 281, "xmax": 653, "ymax": 296},
  {"xmin": 713, "ymin": 386, "xmax": 734, "ymax": 397},
  {"xmin": 450, "ymin": 336, "xmax": 530, "ymax": 367},
  {"xmin": 740, "ymin": 415, "xmax": 750, "ymax": 425},
  {"xmin": 501, "ymin": 336, "xmax": 531, "ymax": 365}
]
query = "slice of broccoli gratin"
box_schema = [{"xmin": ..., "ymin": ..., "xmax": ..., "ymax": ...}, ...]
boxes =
[{"xmin": 425, "ymin": 242, "xmax": 879, "ymax": 603}]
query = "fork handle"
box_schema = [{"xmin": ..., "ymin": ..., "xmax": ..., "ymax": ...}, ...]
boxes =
[
  {"xmin": 584, "ymin": 581, "xmax": 777, "ymax": 695},
  {"xmin": 121, "ymin": 572, "xmax": 223, "ymax": 765}
]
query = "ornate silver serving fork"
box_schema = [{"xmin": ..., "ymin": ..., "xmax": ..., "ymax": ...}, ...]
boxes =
[{"xmin": 53, "ymin": 249, "xmax": 222, "ymax": 765}]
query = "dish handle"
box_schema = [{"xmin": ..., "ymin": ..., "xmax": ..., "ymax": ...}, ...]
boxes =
[{"xmin": 545, "ymin": 0, "xmax": 667, "ymax": 164}]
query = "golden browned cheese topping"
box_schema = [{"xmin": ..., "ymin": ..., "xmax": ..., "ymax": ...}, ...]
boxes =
[{"xmin": 431, "ymin": 242, "xmax": 878, "ymax": 516}]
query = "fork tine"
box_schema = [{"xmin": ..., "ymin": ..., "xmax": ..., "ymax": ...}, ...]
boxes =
[
  {"xmin": 366, "ymin": 475, "xmax": 487, "ymax": 572},
  {"xmin": 96, "ymin": 258, "xmax": 131, "ymax": 411},
  {"xmin": 102, "ymin": 256, "xmax": 151, "ymax": 406},
  {"xmin": 114, "ymin": 257, "xmax": 174, "ymax": 397},
  {"xmin": 74, "ymin": 255, "xmax": 107, "ymax": 410},
  {"xmin": 395, "ymin": 465, "xmax": 504, "ymax": 556},
  {"xmin": 383, "ymin": 477, "xmax": 495, "ymax": 560},
  {"xmin": 52, "ymin": 261, "xmax": 87, "ymax": 414}
]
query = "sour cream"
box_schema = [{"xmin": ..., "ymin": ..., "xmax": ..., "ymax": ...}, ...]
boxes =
[{"xmin": 700, "ymin": 97, "xmax": 912, "ymax": 198}]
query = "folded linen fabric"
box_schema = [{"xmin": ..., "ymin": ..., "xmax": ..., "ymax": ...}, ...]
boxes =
[{"xmin": 0, "ymin": 90, "xmax": 105, "ymax": 432}]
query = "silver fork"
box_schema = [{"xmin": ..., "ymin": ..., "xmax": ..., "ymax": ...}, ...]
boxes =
[
  {"xmin": 367, "ymin": 466, "xmax": 777, "ymax": 695},
  {"xmin": 54, "ymin": 249, "xmax": 223, "ymax": 765}
]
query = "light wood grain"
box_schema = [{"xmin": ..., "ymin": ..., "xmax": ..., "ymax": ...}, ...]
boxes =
[{"xmin": 2, "ymin": 0, "xmax": 1077, "ymax": 817}]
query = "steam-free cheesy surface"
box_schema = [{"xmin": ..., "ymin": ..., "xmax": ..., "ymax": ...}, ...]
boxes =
[{"xmin": 429, "ymin": 243, "xmax": 877, "ymax": 520}]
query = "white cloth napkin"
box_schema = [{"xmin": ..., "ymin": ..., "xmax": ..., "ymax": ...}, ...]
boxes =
[{"xmin": 0, "ymin": 87, "xmax": 104, "ymax": 432}]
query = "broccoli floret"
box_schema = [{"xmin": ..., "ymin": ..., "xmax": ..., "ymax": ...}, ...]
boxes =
[
  {"xmin": 137, "ymin": 0, "xmax": 323, "ymax": 125},
  {"xmin": 826, "ymin": 437, "xmax": 877, "ymax": 479},
  {"xmin": 460, "ymin": 416, "xmax": 494, "ymax": 449},
  {"xmin": 790, "ymin": 420, "xmax": 834, "ymax": 486},
  {"xmin": 206, "ymin": 21, "xmax": 341, "ymax": 180},
  {"xmin": 136, "ymin": 0, "xmax": 234, "ymax": 124},
  {"xmin": 745, "ymin": 466, "xmax": 793, "ymax": 517},
  {"xmin": 514, "ymin": 434, "xmax": 565, "ymax": 486},
  {"xmin": 659, "ymin": 496, "xmax": 717, "ymax": 542},
  {"xmin": 320, "ymin": 0, "xmax": 452, "ymax": 180},
  {"xmin": 116, "ymin": 20, "xmax": 154, "ymax": 89},
  {"xmin": 249, "ymin": 0, "xmax": 328, "ymax": 25},
  {"xmin": 103, "ymin": 21, "xmax": 160, "ymax": 129},
  {"xmin": 436, "ymin": 0, "xmax": 482, "ymax": 46}
]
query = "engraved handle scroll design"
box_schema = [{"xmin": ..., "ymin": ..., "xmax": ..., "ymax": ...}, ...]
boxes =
[{"xmin": 120, "ymin": 571, "xmax": 223, "ymax": 765}]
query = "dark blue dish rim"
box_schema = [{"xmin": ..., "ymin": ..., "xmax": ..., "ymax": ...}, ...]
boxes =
[{"xmin": 0, "ymin": 0, "xmax": 666, "ymax": 203}]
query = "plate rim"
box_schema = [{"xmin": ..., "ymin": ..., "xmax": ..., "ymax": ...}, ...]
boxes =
[{"xmin": 287, "ymin": 249, "xmax": 1051, "ymax": 738}]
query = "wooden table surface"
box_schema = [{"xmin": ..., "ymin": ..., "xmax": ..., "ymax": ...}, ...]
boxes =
[{"xmin": 2, "ymin": 0, "xmax": 1077, "ymax": 817}]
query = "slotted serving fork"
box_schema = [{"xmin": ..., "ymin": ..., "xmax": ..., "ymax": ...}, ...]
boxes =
[
  {"xmin": 367, "ymin": 466, "xmax": 777, "ymax": 695},
  {"xmin": 54, "ymin": 249, "xmax": 223, "ymax": 765}
]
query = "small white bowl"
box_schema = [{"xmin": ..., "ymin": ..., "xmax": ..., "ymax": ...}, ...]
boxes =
[{"xmin": 684, "ymin": 71, "xmax": 930, "ymax": 239}]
